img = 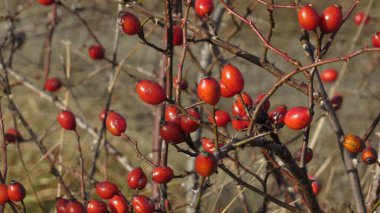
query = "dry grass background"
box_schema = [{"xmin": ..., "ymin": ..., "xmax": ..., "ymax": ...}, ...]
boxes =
[{"xmin": 0, "ymin": 0, "xmax": 379, "ymax": 212}]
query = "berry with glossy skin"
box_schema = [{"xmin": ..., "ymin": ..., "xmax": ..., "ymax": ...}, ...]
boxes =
[
  {"xmin": 284, "ymin": 106, "xmax": 312, "ymax": 130},
  {"xmin": 235, "ymin": 92, "xmax": 253, "ymax": 112},
  {"xmin": 330, "ymin": 94, "xmax": 343, "ymax": 110},
  {"xmin": 293, "ymin": 147, "xmax": 313, "ymax": 164},
  {"xmin": 353, "ymin": 12, "xmax": 371, "ymax": 26},
  {"xmin": 268, "ymin": 105, "xmax": 287, "ymax": 126},
  {"xmin": 320, "ymin": 4, "xmax": 342, "ymax": 34},
  {"xmin": 194, "ymin": 0, "xmax": 214, "ymax": 17},
  {"xmin": 320, "ymin": 68, "xmax": 338, "ymax": 83},
  {"xmin": 109, "ymin": 195, "xmax": 129, "ymax": 213},
  {"xmin": 165, "ymin": 105, "xmax": 181, "ymax": 125},
  {"xmin": 343, "ymin": 134, "xmax": 364, "ymax": 154},
  {"xmin": 57, "ymin": 110, "xmax": 76, "ymax": 130},
  {"xmin": 159, "ymin": 122, "xmax": 185, "ymax": 144},
  {"xmin": 309, "ymin": 176, "xmax": 321, "ymax": 195},
  {"xmin": 195, "ymin": 151, "xmax": 217, "ymax": 177},
  {"xmin": 136, "ymin": 80, "xmax": 166, "ymax": 105},
  {"xmin": 87, "ymin": 200, "xmax": 107, "ymax": 213},
  {"xmin": 67, "ymin": 200, "xmax": 86, "ymax": 213},
  {"xmin": 220, "ymin": 81, "xmax": 235, "ymax": 98},
  {"xmin": 106, "ymin": 111, "xmax": 127, "ymax": 136},
  {"xmin": 56, "ymin": 197, "xmax": 69, "ymax": 213},
  {"xmin": 172, "ymin": 26, "xmax": 183, "ymax": 46},
  {"xmin": 254, "ymin": 93, "xmax": 270, "ymax": 111},
  {"xmin": 120, "ymin": 12, "xmax": 141, "ymax": 36},
  {"xmin": 180, "ymin": 107, "xmax": 201, "ymax": 133},
  {"xmin": 197, "ymin": 76, "xmax": 221, "ymax": 105},
  {"xmin": 88, "ymin": 45, "xmax": 105, "ymax": 60},
  {"xmin": 44, "ymin": 77, "xmax": 62, "ymax": 92},
  {"xmin": 7, "ymin": 181, "xmax": 26, "ymax": 202},
  {"xmin": 220, "ymin": 64, "xmax": 244, "ymax": 95},
  {"xmin": 127, "ymin": 167, "xmax": 148, "ymax": 190},
  {"xmin": 208, "ymin": 110, "xmax": 231, "ymax": 127},
  {"xmin": 373, "ymin": 32, "xmax": 380, "ymax": 47},
  {"xmin": 38, "ymin": 0, "xmax": 54, "ymax": 6},
  {"xmin": 174, "ymin": 76, "xmax": 188, "ymax": 90},
  {"xmin": 4, "ymin": 128, "xmax": 23, "ymax": 143},
  {"xmin": 0, "ymin": 184, "xmax": 9, "ymax": 205},
  {"xmin": 201, "ymin": 137, "xmax": 223, "ymax": 153},
  {"xmin": 362, "ymin": 147, "xmax": 378, "ymax": 165},
  {"xmin": 152, "ymin": 166, "xmax": 174, "ymax": 184},
  {"xmin": 298, "ymin": 5, "xmax": 320, "ymax": 31},
  {"xmin": 96, "ymin": 181, "xmax": 118, "ymax": 199},
  {"xmin": 132, "ymin": 195, "xmax": 155, "ymax": 213},
  {"xmin": 231, "ymin": 116, "xmax": 250, "ymax": 132}
]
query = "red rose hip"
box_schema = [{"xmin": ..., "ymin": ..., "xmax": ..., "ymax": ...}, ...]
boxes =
[
  {"xmin": 95, "ymin": 181, "xmax": 118, "ymax": 199},
  {"xmin": 208, "ymin": 110, "xmax": 231, "ymax": 127},
  {"xmin": 372, "ymin": 32, "xmax": 380, "ymax": 47},
  {"xmin": 44, "ymin": 77, "xmax": 62, "ymax": 92},
  {"xmin": 284, "ymin": 106, "xmax": 312, "ymax": 130},
  {"xmin": 320, "ymin": 68, "xmax": 338, "ymax": 83},
  {"xmin": 4, "ymin": 128, "xmax": 23, "ymax": 143},
  {"xmin": 195, "ymin": 151, "xmax": 217, "ymax": 177},
  {"xmin": 353, "ymin": 12, "xmax": 371, "ymax": 26},
  {"xmin": 120, "ymin": 12, "xmax": 141, "ymax": 36},
  {"xmin": 0, "ymin": 184, "xmax": 9, "ymax": 205},
  {"xmin": 320, "ymin": 4, "xmax": 342, "ymax": 34},
  {"xmin": 88, "ymin": 45, "xmax": 105, "ymax": 60},
  {"xmin": 136, "ymin": 80, "xmax": 166, "ymax": 105},
  {"xmin": 180, "ymin": 107, "xmax": 201, "ymax": 133},
  {"xmin": 132, "ymin": 195, "xmax": 155, "ymax": 213},
  {"xmin": 159, "ymin": 122, "xmax": 185, "ymax": 144},
  {"xmin": 194, "ymin": 0, "xmax": 214, "ymax": 17},
  {"xmin": 127, "ymin": 167, "xmax": 148, "ymax": 190},
  {"xmin": 7, "ymin": 181, "xmax": 26, "ymax": 202},
  {"xmin": 57, "ymin": 110, "xmax": 76, "ymax": 130},
  {"xmin": 152, "ymin": 166, "xmax": 174, "ymax": 184},
  {"xmin": 38, "ymin": 0, "xmax": 54, "ymax": 6},
  {"xmin": 109, "ymin": 194, "xmax": 129, "ymax": 213},
  {"xmin": 106, "ymin": 111, "xmax": 127, "ymax": 136},
  {"xmin": 298, "ymin": 5, "xmax": 320, "ymax": 31},
  {"xmin": 362, "ymin": 147, "xmax": 378, "ymax": 165},
  {"xmin": 220, "ymin": 64, "xmax": 244, "ymax": 95},
  {"xmin": 197, "ymin": 76, "xmax": 221, "ymax": 105},
  {"xmin": 87, "ymin": 199, "xmax": 107, "ymax": 213}
]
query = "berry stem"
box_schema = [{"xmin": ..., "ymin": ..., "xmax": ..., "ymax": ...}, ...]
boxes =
[{"xmin": 75, "ymin": 130, "xmax": 87, "ymax": 202}]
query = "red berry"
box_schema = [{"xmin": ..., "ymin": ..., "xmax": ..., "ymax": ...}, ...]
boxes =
[
  {"xmin": 254, "ymin": 93, "xmax": 270, "ymax": 111},
  {"xmin": 309, "ymin": 176, "xmax": 321, "ymax": 195},
  {"xmin": 44, "ymin": 77, "xmax": 62, "ymax": 92},
  {"xmin": 56, "ymin": 197, "xmax": 69, "ymax": 213},
  {"xmin": 362, "ymin": 147, "xmax": 378, "ymax": 165},
  {"xmin": 109, "ymin": 194, "xmax": 129, "ymax": 213},
  {"xmin": 235, "ymin": 92, "xmax": 253, "ymax": 112},
  {"xmin": 87, "ymin": 200, "xmax": 108, "ymax": 213},
  {"xmin": 293, "ymin": 147, "xmax": 313, "ymax": 164},
  {"xmin": 330, "ymin": 94, "xmax": 343, "ymax": 110},
  {"xmin": 174, "ymin": 76, "xmax": 188, "ymax": 90},
  {"xmin": 152, "ymin": 166, "xmax": 174, "ymax": 184},
  {"xmin": 172, "ymin": 26, "xmax": 183, "ymax": 46},
  {"xmin": 127, "ymin": 167, "xmax": 148, "ymax": 190},
  {"xmin": 67, "ymin": 200, "xmax": 86, "ymax": 213},
  {"xmin": 4, "ymin": 128, "xmax": 23, "ymax": 143},
  {"xmin": 297, "ymin": 5, "xmax": 320, "ymax": 31},
  {"xmin": 38, "ymin": 0, "xmax": 54, "ymax": 6},
  {"xmin": 284, "ymin": 106, "xmax": 312, "ymax": 130},
  {"xmin": 197, "ymin": 76, "xmax": 221, "ymax": 105},
  {"xmin": 194, "ymin": 0, "xmax": 214, "ymax": 17},
  {"xmin": 353, "ymin": 12, "xmax": 371, "ymax": 26},
  {"xmin": 159, "ymin": 122, "xmax": 185, "ymax": 144},
  {"xmin": 96, "ymin": 181, "xmax": 118, "ymax": 199},
  {"xmin": 180, "ymin": 107, "xmax": 201, "ymax": 133},
  {"xmin": 195, "ymin": 151, "xmax": 217, "ymax": 177},
  {"xmin": 57, "ymin": 110, "xmax": 76, "ymax": 130},
  {"xmin": 88, "ymin": 45, "xmax": 105, "ymax": 60},
  {"xmin": 7, "ymin": 181, "xmax": 26, "ymax": 202},
  {"xmin": 268, "ymin": 105, "xmax": 287, "ymax": 126},
  {"xmin": 231, "ymin": 116, "xmax": 250, "ymax": 132},
  {"xmin": 120, "ymin": 12, "xmax": 141, "ymax": 36},
  {"xmin": 106, "ymin": 111, "xmax": 127, "ymax": 136},
  {"xmin": 99, "ymin": 108, "xmax": 112, "ymax": 122},
  {"xmin": 221, "ymin": 64, "xmax": 244, "ymax": 95},
  {"xmin": 201, "ymin": 137, "xmax": 223, "ymax": 153},
  {"xmin": 320, "ymin": 68, "xmax": 338, "ymax": 83},
  {"xmin": 372, "ymin": 32, "xmax": 380, "ymax": 47},
  {"xmin": 343, "ymin": 134, "xmax": 364, "ymax": 154},
  {"xmin": 132, "ymin": 195, "xmax": 155, "ymax": 213},
  {"xmin": 165, "ymin": 105, "xmax": 181, "ymax": 125},
  {"xmin": 208, "ymin": 110, "xmax": 231, "ymax": 127},
  {"xmin": 220, "ymin": 81, "xmax": 235, "ymax": 98},
  {"xmin": 136, "ymin": 80, "xmax": 166, "ymax": 105},
  {"xmin": 0, "ymin": 184, "xmax": 9, "ymax": 205},
  {"xmin": 320, "ymin": 4, "xmax": 342, "ymax": 34}
]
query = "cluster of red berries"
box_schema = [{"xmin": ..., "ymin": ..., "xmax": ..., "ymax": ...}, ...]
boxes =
[
  {"xmin": 298, "ymin": 4, "xmax": 342, "ymax": 34},
  {"xmin": 342, "ymin": 134, "xmax": 378, "ymax": 165},
  {"xmin": 0, "ymin": 181, "xmax": 26, "ymax": 205}
]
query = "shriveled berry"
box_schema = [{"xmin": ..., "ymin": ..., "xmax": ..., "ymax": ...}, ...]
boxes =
[
  {"xmin": 4, "ymin": 128, "xmax": 23, "ymax": 143},
  {"xmin": 342, "ymin": 134, "xmax": 364, "ymax": 154},
  {"xmin": 293, "ymin": 147, "xmax": 313, "ymax": 164},
  {"xmin": 362, "ymin": 147, "xmax": 378, "ymax": 165}
]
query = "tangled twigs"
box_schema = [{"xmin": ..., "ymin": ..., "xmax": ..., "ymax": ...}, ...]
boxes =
[{"xmin": 122, "ymin": 134, "xmax": 157, "ymax": 168}]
